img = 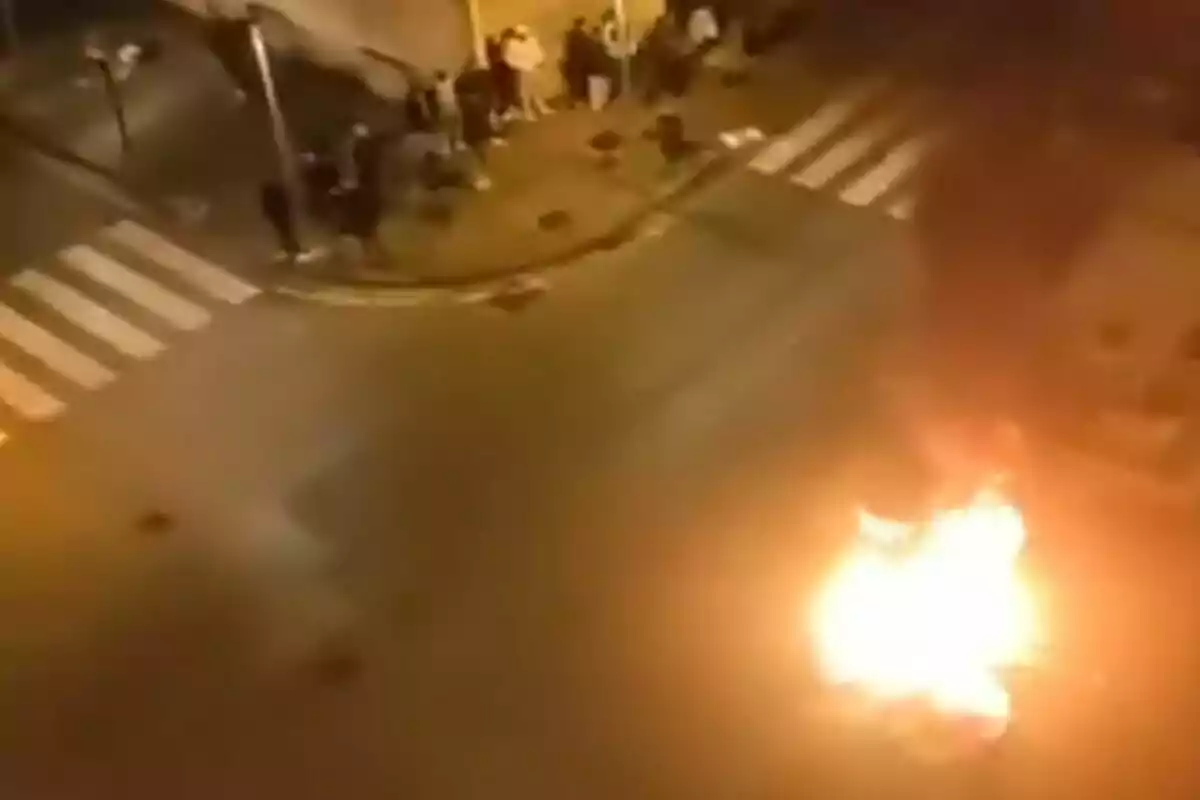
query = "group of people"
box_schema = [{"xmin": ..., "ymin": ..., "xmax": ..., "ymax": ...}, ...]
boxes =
[
  {"xmin": 261, "ymin": 122, "xmax": 387, "ymax": 264},
  {"xmin": 562, "ymin": 5, "xmax": 724, "ymax": 111},
  {"xmin": 258, "ymin": 5, "xmax": 731, "ymax": 265},
  {"xmin": 563, "ymin": 10, "xmax": 629, "ymax": 111}
]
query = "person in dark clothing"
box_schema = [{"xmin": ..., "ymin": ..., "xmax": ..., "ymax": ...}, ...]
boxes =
[
  {"xmin": 583, "ymin": 25, "xmax": 613, "ymax": 109},
  {"xmin": 488, "ymin": 32, "xmax": 519, "ymax": 118},
  {"xmin": 341, "ymin": 181, "xmax": 386, "ymax": 264},
  {"xmin": 457, "ymin": 62, "xmax": 506, "ymax": 178},
  {"xmin": 563, "ymin": 17, "xmax": 591, "ymax": 107},
  {"xmin": 351, "ymin": 127, "xmax": 386, "ymax": 197},
  {"xmin": 642, "ymin": 14, "xmax": 687, "ymax": 104},
  {"xmin": 300, "ymin": 147, "xmax": 339, "ymax": 221},
  {"xmin": 260, "ymin": 180, "xmax": 300, "ymax": 259},
  {"xmin": 403, "ymin": 83, "xmax": 434, "ymax": 132}
]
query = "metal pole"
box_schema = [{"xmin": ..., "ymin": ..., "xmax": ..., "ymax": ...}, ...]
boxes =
[
  {"xmin": 86, "ymin": 47, "xmax": 130, "ymax": 154},
  {"xmin": 247, "ymin": 9, "xmax": 308, "ymax": 250},
  {"xmin": 464, "ymin": 0, "xmax": 486, "ymax": 66},
  {"xmin": 613, "ymin": 0, "xmax": 632, "ymax": 96}
]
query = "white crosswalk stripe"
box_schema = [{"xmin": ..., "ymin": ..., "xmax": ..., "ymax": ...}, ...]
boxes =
[
  {"xmin": 0, "ymin": 223, "xmax": 258, "ymax": 447},
  {"xmin": 887, "ymin": 195, "xmax": 916, "ymax": 221},
  {"xmin": 736, "ymin": 86, "xmax": 940, "ymax": 221},
  {"xmin": 61, "ymin": 244, "xmax": 212, "ymax": 331},
  {"xmin": 839, "ymin": 134, "xmax": 929, "ymax": 207},
  {"xmin": 13, "ymin": 269, "xmax": 165, "ymax": 359},
  {"xmin": 104, "ymin": 220, "xmax": 260, "ymax": 304},
  {"xmin": 0, "ymin": 303, "xmax": 115, "ymax": 389},
  {"xmin": 789, "ymin": 115, "xmax": 896, "ymax": 190},
  {"xmin": 747, "ymin": 83, "xmax": 880, "ymax": 176},
  {"xmin": 0, "ymin": 359, "xmax": 65, "ymax": 421}
]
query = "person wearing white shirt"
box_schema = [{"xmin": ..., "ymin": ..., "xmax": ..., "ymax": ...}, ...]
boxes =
[
  {"xmin": 502, "ymin": 25, "xmax": 554, "ymax": 119},
  {"xmin": 687, "ymin": 5, "xmax": 720, "ymax": 52}
]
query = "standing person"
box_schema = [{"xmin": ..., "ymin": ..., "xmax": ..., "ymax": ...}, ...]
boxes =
[
  {"xmin": 584, "ymin": 26, "xmax": 612, "ymax": 110},
  {"xmin": 336, "ymin": 123, "xmax": 371, "ymax": 191},
  {"xmin": 343, "ymin": 185, "xmax": 386, "ymax": 265},
  {"xmin": 563, "ymin": 17, "xmax": 591, "ymax": 107},
  {"xmin": 640, "ymin": 14, "xmax": 671, "ymax": 105},
  {"xmin": 687, "ymin": 4, "xmax": 721, "ymax": 56},
  {"xmin": 503, "ymin": 24, "xmax": 553, "ymax": 119},
  {"xmin": 487, "ymin": 34, "xmax": 518, "ymax": 121},
  {"xmin": 457, "ymin": 60, "xmax": 508, "ymax": 147},
  {"xmin": 341, "ymin": 170, "xmax": 386, "ymax": 266},
  {"xmin": 299, "ymin": 145, "xmax": 339, "ymax": 221},
  {"xmin": 403, "ymin": 79, "xmax": 434, "ymax": 132},
  {"xmin": 260, "ymin": 180, "xmax": 305, "ymax": 262},
  {"xmin": 600, "ymin": 9, "xmax": 629, "ymax": 98},
  {"xmin": 352, "ymin": 125, "xmax": 386, "ymax": 199},
  {"xmin": 432, "ymin": 69, "xmax": 465, "ymax": 151}
]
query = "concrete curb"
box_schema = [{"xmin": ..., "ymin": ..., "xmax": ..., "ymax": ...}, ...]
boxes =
[{"xmin": 274, "ymin": 148, "xmax": 731, "ymax": 307}]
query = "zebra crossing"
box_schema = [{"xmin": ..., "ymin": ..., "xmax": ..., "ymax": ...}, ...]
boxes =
[
  {"xmin": 721, "ymin": 81, "xmax": 940, "ymax": 222},
  {"xmin": 0, "ymin": 220, "xmax": 259, "ymax": 445}
]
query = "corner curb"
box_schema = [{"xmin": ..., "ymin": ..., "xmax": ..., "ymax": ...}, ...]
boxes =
[{"xmin": 273, "ymin": 149, "xmax": 731, "ymax": 308}]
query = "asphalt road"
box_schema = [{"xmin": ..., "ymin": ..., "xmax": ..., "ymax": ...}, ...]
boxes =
[
  {"xmin": 2, "ymin": 118, "xmax": 1200, "ymax": 800},
  {"xmin": 0, "ymin": 130, "xmax": 138, "ymax": 273}
]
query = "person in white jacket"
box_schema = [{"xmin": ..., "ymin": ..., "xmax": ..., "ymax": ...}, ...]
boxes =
[
  {"xmin": 502, "ymin": 24, "xmax": 553, "ymax": 119},
  {"xmin": 687, "ymin": 5, "xmax": 720, "ymax": 53}
]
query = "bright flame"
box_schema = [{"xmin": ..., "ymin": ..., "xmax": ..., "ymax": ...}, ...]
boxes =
[{"xmin": 812, "ymin": 488, "xmax": 1038, "ymax": 725}]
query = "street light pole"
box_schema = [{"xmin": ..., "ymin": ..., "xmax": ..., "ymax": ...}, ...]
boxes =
[
  {"xmin": 84, "ymin": 43, "xmax": 130, "ymax": 154},
  {"xmin": 246, "ymin": 5, "xmax": 308, "ymax": 251},
  {"xmin": 612, "ymin": 0, "xmax": 632, "ymax": 96}
]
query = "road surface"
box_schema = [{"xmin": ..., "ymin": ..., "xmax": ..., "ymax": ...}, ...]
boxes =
[{"xmin": 1, "ymin": 37, "xmax": 1200, "ymax": 800}]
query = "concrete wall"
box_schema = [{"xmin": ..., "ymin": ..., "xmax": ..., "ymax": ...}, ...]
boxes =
[
  {"xmin": 165, "ymin": 0, "xmax": 664, "ymax": 94},
  {"xmin": 166, "ymin": 0, "xmax": 473, "ymax": 74},
  {"xmin": 168, "ymin": 0, "xmax": 663, "ymax": 68},
  {"xmin": 474, "ymin": 0, "xmax": 663, "ymax": 63}
]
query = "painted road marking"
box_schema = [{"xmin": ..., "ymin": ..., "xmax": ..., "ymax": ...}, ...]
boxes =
[
  {"xmin": 747, "ymin": 83, "xmax": 881, "ymax": 176},
  {"xmin": 0, "ymin": 358, "xmax": 65, "ymax": 421},
  {"xmin": 720, "ymin": 126, "xmax": 765, "ymax": 150},
  {"xmin": 0, "ymin": 303, "xmax": 115, "ymax": 389},
  {"xmin": 887, "ymin": 194, "xmax": 916, "ymax": 221},
  {"xmin": 840, "ymin": 134, "xmax": 929, "ymax": 206},
  {"xmin": 61, "ymin": 244, "xmax": 212, "ymax": 331},
  {"xmin": 13, "ymin": 269, "xmax": 164, "ymax": 359},
  {"xmin": 789, "ymin": 115, "xmax": 897, "ymax": 190},
  {"xmin": 105, "ymin": 220, "xmax": 260, "ymax": 304}
]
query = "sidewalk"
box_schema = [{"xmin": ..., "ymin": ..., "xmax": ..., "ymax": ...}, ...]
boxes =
[
  {"xmin": 0, "ymin": 8, "xmax": 863, "ymax": 298},
  {"xmin": 292, "ymin": 43, "xmax": 844, "ymax": 293}
]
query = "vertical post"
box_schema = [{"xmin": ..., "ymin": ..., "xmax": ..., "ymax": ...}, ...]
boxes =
[
  {"xmin": 464, "ymin": 0, "xmax": 486, "ymax": 66},
  {"xmin": 85, "ymin": 44, "xmax": 130, "ymax": 154},
  {"xmin": 613, "ymin": 0, "xmax": 632, "ymax": 96},
  {"xmin": 1, "ymin": 0, "xmax": 18, "ymax": 56},
  {"xmin": 247, "ymin": 7, "xmax": 307, "ymax": 250}
]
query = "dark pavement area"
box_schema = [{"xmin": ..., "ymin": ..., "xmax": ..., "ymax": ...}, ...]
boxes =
[
  {"xmin": 2, "ymin": 126, "xmax": 1200, "ymax": 798},
  {"xmin": 0, "ymin": 127, "xmax": 137, "ymax": 271},
  {"xmin": 3, "ymin": 4, "xmax": 1200, "ymax": 799}
]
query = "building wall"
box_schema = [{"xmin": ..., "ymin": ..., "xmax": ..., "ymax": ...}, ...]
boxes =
[
  {"xmin": 475, "ymin": 0, "xmax": 663, "ymax": 61},
  {"xmin": 167, "ymin": 0, "xmax": 473, "ymax": 73},
  {"xmin": 165, "ymin": 0, "xmax": 664, "ymax": 90}
]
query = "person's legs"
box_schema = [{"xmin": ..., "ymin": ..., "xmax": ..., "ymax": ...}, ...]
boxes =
[
  {"xmin": 271, "ymin": 220, "xmax": 300, "ymax": 260},
  {"xmin": 588, "ymin": 74, "xmax": 610, "ymax": 109}
]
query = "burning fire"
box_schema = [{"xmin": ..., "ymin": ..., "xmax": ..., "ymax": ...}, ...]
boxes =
[{"xmin": 812, "ymin": 488, "xmax": 1039, "ymax": 728}]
